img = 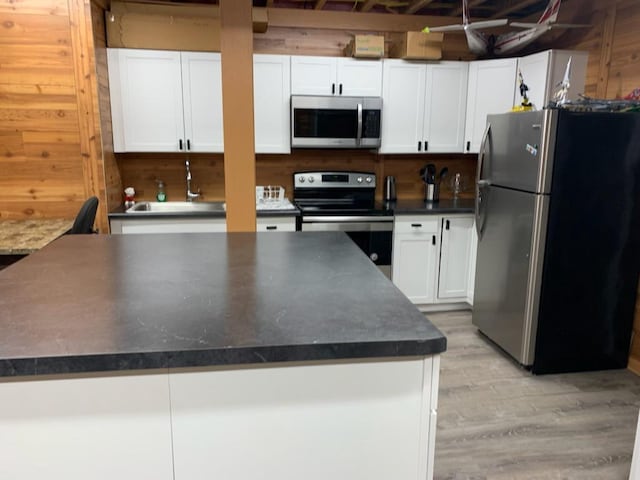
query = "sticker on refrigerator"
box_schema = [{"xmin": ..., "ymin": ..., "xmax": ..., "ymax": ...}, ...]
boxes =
[{"xmin": 526, "ymin": 144, "xmax": 538, "ymax": 156}]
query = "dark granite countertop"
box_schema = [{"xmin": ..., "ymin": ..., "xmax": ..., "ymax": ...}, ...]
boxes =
[
  {"xmin": 0, "ymin": 232, "xmax": 445, "ymax": 377},
  {"xmin": 385, "ymin": 198, "xmax": 476, "ymax": 215}
]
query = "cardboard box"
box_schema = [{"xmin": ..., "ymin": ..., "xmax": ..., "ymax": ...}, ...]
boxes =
[
  {"xmin": 344, "ymin": 35, "xmax": 385, "ymax": 59},
  {"xmin": 392, "ymin": 31, "xmax": 443, "ymax": 60}
]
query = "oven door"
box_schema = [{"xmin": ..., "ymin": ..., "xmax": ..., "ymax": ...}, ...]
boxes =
[{"xmin": 300, "ymin": 216, "xmax": 393, "ymax": 278}]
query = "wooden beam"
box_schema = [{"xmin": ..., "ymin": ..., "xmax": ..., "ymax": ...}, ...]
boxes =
[
  {"xmin": 267, "ymin": 7, "xmax": 454, "ymax": 31},
  {"xmin": 489, "ymin": 0, "xmax": 540, "ymax": 19},
  {"xmin": 451, "ymin": 0, "xmax": 487, "ymax": 17},
  {"xmin": 220, "ymin": 0, "xmax": 256, "ymax": 232},
  {"xmin": 596, "ymin": 4, "xmax": 617, "ymax": 98},
  {"xmin": 360, "ymin": 0, "xmax": 378, "ymax": 13},
  {"xmin": 69, "ymin": 0, "xmax": 109, "ymax": 232},
  {"xmin": 404, "ymin": 0, "xmax": 435, "ymax": 15},
  {"xmin": 315, "ymin": 0, "xmax": 328, "ymax": 10}
]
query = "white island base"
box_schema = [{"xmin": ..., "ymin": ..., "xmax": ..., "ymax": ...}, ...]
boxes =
[{"xmin": 1, "ymin": 356, "xmax": 440, "ymax": 480}]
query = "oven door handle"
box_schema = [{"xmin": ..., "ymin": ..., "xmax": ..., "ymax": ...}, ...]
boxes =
[
  {"xmin": 356, "ymin": 103, "xmax": 363, "ymax": 147},
  {"xmin": 302, "ymin": 216, "xmax": 393, "ymax": 223}
]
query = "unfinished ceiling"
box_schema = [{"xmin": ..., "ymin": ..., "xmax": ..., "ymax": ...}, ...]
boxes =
[{"xmin": 254, "ymin": 0, "xmax": 552, "ymax": 19}]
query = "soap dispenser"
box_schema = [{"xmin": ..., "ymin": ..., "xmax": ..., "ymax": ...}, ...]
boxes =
[{"xmin": 156, "ymin": 180, "xmax": 167, "ymax": 202}]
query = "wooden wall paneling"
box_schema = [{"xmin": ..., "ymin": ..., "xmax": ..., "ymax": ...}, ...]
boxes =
[
  {"xmin": 605, "ymin": 0, "xmax": 640, "ymax": 99},
  {"xmin": 595, "ymin": 5, "xmax": 617, "ymax": 98},
  {"xmin": 0, "ymin": 0, "xmax": 85, "ymax": 221},
  {"xmin": 69, "ymin": 0, "xmax": 109, "ymax": 232},
  {"xmin": 117, "ymin": 153, "xmax": 225, "ymax": 203},
  {"xmin": 220, "ymin": 0, "xmax": 255, "ymax": 232},
  {"xmin": 92, "ymin": 0, "xmax": 123, "ymax": 226}
]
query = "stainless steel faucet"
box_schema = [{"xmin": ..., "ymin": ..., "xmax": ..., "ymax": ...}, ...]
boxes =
[{"xmin": 185, "ymin": 159, "xmax": 201, "ymax": 202}]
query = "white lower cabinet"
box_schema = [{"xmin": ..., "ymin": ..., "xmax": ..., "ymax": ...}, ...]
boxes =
[
  {"xmin": 0, "ymin": 372, "xmax": 173, "ymax": 480},
  {"xmin": 256, "ymin": 216, "xmax": 296, "ymax": 232},
  {"xmin": 169, "ymin": 357, "xmax": 439, "ymax": 480},
  {"xmin": 438, "ymin": 216, "xmax": 475, "ymax": 300},
  {"xmin": 392, "ymin": 216, "xmax": 440, "ymax": 304},
  {"xmin": 393, "ymin": 214, "xmax": 476, "ymax": 307},
  {"xmin": 110, "ymin": 217, "xmax": 226, "ymax": 234}
]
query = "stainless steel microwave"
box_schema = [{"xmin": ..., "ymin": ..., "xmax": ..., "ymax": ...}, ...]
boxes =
[{"xmin": 291, "ymin": 95, "xmax": 382, "ymax": 149}]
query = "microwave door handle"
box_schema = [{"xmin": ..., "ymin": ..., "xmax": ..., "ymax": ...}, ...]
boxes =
[{"xmin": 356, "ymin": 103, "xmax": 363, "ymax": 146}]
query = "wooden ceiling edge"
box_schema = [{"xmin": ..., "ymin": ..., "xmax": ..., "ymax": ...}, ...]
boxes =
[{"xmin": 266, "ymin": 7, "xmax": 457, "ymax": 32}]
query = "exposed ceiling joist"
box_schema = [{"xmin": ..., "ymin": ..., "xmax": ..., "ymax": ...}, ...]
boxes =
[
  {"xmin": 404, "ymin": 0, "xmax": 435, "ymax": 15},
  {"xmin": 360, "ymin": 0, "xmax": 379, "ymax": 13},
  {"xmin": 490, "ymin": 0, "xmax": 541, "ymax": 19},
  {"xmin": 451, "ymin": 0, "xmax": 487, "ymax": 17}
]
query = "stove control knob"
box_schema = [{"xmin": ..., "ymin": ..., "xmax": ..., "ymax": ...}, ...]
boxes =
[
  {"xmin": 298, "ymin": 176, "xmax": 305, "ymax": 183},
  {"xmin": 370, "ymin": 252, "xmax": 379, "ymax": 261},
  {"xmin": 356, "ymin": 176, "xmax": 363, "ymax": 183},
  {"xmin": 308, "ymin": 176, "xmax": 315, "ymax": 183},
  {"xmin": 365, "ymin": 176, "xmax": 373, "ymax": 183}
]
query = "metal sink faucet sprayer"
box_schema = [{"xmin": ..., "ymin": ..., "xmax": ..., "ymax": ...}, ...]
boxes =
[{"xmin": 185, "ymin": 158, "xmax": 201, "ymax": 202}]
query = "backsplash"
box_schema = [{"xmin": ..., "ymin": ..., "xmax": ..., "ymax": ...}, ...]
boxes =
[{"xmin": 117, "ymin": 150, "xmax": 476, "ymax": 204}]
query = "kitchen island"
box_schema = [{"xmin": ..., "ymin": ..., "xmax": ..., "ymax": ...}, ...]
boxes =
[{"xmin": 0, "ymin": 232, "xmax": 445, "ymax": 480}]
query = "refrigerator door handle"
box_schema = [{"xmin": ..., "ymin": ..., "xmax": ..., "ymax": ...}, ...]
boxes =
[{"xmin": 476, "ymin": 122, "xmax": 491, "ymax": 238}]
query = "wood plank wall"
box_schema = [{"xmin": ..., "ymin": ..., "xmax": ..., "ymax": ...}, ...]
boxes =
[
  {"xmin": 0, "ymin": 0, "xmax": 86, "ymax": 220},
  {"xmin": 0, "ymin": 0, "xmax": 109, "ymax": 231}
]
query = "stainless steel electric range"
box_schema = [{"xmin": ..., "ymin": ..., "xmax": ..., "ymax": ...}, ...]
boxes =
[{"xmin": 293, "ymin": 171, "xmax": 393, "ymax": 278}]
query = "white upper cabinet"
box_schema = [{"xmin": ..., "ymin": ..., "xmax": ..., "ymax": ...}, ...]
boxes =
[
  {"xmin": 423, "ymin": 62, "xmax": 469, "ymax": 153},
  {"xmin": 380, "ymin": 60, "xmax": 426, "ymax": 154},
  {"xmin": 464, "ymin": 58, "xmax": 517, "ymax": 154},
  {"xmin": 337, "ymin": 59, "xmax": 384, "ymax": 96},
  {"xmin": 108, "ymin": 48, "xmax": 223, "ymax": 153},
  {"xmin": 516, "ymin": 50, "xmax": 588, "ymax": 111},
  {"xmin": 290, "ymin": 56, "xmax": 382, "ymax": 96},
  {"xmin": 181, "ymin": 52, "xmax": 223, "ymax": 152},
  {"xmin": 253, "ymin": 54, "xmax": 291, "ymax": 154},
  {"xmin": 380, "ymin": 60, "xmax": 468, "ymax": 154}
]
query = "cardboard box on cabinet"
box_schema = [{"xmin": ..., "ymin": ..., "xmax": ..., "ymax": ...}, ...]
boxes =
[
  {"xmin": 344, "ymin": 35, "xmax": 385, "ymax": 58},
  {"xmin": 392, "ymin": 32, "xmax": 443, "ymax": 60}
]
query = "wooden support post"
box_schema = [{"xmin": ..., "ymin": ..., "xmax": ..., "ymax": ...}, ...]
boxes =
[{"xmin": 220, "ymin": 0, "xmax": 256, "ymax": 232}]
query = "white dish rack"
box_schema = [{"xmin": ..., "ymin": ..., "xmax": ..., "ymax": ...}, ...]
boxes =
[{"xmin": 256, "ymin": 186, "xmax": 295, "ymax": 210}]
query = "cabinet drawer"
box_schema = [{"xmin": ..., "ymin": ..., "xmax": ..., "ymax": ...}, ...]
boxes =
[
  {"xmin": 256, "ymin": 217, "xmax": 296, "ymax": 232},
  {"xmin": 394, "ymin": 216, "xmax": 439, "ymax": 234}
]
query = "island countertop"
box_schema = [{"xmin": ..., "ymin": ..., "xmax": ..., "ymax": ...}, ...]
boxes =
[{"xmin": 0, "ymin": 232, "xmax": 446, "ymax": 377}]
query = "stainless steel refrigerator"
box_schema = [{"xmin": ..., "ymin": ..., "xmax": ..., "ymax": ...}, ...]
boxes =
[{"xmin": 473, "ymin": 109, "xmax": 640, "ymax": 374}]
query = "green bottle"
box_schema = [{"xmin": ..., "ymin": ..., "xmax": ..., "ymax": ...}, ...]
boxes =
[{"xmin": 156, "ymin": 180, "xmax": 167, "ymax": 202}]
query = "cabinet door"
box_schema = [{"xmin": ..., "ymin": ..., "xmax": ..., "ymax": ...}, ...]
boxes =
[
  {"xmin": 423, "ymin": 62, "xmax": 468, "ymax": 153},
  {"xmin": 379, "ymin": 60, "xmax": 426, "ymax": 154},
  {"xmin": 290, "ymin": 56, "xmax": 337, "ymax": 95},
  {"xmin": 464, "ymin": 58, "xmax": 517, "ymax": 153},
  {"xmin": 253, "ymin": 54, "xmax": 291, "ymax": 154},
  {"xmin": 336, "ymin": 58, "xmax": 383, "ymax": 96},
  {"xmin": 0, "ymin": 373, "xmax": 173, "ymax": 480},
  {"xmin": 438, "ymin": 216, "xmax": 474, "ymax": 300},
  {"xmin": 181, "ymin": 52, "xmax": 223, "ymax": 153},
  {"xmin": 108, "ymin": 48, "xmax": 184, "ymax": 152},
  {"xmin": 515, "ymin": 50, "xmax": 550, "ymax": 111},
  {"xmin": 392, "ymin": 217, "xmax": 439, "ymax": 304}
]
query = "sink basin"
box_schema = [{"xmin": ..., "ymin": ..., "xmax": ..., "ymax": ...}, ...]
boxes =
[{"xmin": 126, "ymin": 201, "xmax": 226, "ymax": 214}]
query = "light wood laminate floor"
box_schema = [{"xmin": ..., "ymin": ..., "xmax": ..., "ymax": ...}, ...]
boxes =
[{"xmin": 429, "ymin": 310, "xmax": 640, "ymax": 480}]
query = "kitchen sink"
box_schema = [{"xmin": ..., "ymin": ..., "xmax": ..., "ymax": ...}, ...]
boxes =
[{"xmin": 125, "ymin": 201, "xmax": 226, "ymax": 214}]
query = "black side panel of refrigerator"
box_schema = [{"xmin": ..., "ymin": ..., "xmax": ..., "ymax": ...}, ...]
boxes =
[{"xmin": 533, "ymin": 111, "xmax": 640, "ymax": 374}]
